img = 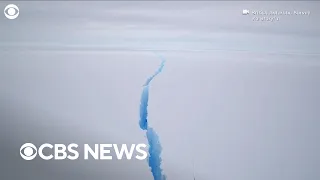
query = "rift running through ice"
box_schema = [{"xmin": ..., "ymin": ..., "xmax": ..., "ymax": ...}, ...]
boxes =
[{"xmin": 139, "ymin": 54, "xmax": 167, "ymax": 180}]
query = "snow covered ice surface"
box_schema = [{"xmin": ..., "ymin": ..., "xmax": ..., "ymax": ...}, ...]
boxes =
[{"xmin": 0, "ymin": 1, "xmax": 319, "ymax": 180}]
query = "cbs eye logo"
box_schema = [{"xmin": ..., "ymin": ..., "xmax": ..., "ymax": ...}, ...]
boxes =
[
  {"xmin": 4, "ymin": 4, "xmax": 19, "ymax": 20},
  {"xmin": 20, "ymin": 143, "xmax": 37, "ymax": 160}
]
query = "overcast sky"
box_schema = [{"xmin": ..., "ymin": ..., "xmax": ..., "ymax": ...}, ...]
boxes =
[{"xmin": 1, "ymin": 1, "xmax": 320, "ymax": 53}]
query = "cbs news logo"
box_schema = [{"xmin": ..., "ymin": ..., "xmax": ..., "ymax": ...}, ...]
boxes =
[
  {"xmin": 20, "ymin": 143, "xmax": 148, "ymax": 161},
  {"xmin": 4, "ymin": 4, "xmax": 19, "ymax": 20}
]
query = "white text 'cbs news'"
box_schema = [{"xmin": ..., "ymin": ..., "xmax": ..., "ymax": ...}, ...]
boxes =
[{"xmin": 20, "ymin": 143, "xmax": 148, "ymax": 161}]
